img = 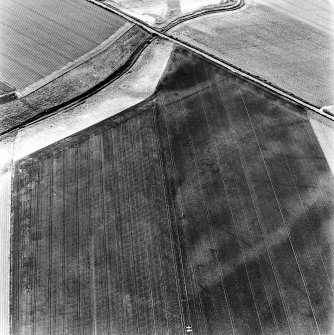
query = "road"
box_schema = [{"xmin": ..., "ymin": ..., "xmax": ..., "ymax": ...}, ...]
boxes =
[{"xmin": 90, "ymin": 0, "xmax": 334, "ymax": 121}]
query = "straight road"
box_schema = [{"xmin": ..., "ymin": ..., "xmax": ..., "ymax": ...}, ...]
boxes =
[{"xmin": 90, "ymin": 0, "xmax": 334, "ymax": 121}]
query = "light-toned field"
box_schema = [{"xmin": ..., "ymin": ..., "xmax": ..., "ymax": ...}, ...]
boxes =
[
  {"xmin": 169, "ymin": 0, "xmax": 334, "ymax": 107},
  {"xmin": 256, "ymin": 0, "xmax": 334, "ymax": 35},
  {"xmin": 0, "ymin": 0, "xmax": 127, "ymax": 89}
]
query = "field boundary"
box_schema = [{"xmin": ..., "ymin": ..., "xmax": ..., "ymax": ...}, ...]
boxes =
[
  {"xmin": 88, "ymin": 0, "xmax": 334, "ymax": 123},
  {"xmin": 16, "ymin": 23, "xmax": 133, "ymax": 98}
]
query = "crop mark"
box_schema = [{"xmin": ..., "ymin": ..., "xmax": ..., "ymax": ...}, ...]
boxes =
[
  {"xmin": 178, "ymin": 86, "xmax": 240, "ymax": 334},
  {"xmin": 239, "ymin": 89, "xmax": 321, "ymax": 334},
  {"xmin": 193, "ymin": 68, "xmax": 271, "ymax": 335},
  {"xmin": 214, "ymin": 76, "xmax": 293, "ymax": 335},
  {"xmin": 259, "ymin": 90, "xmax": 334, "ymax": 296}
]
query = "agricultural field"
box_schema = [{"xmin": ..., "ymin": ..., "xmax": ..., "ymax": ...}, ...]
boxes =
[
  {"xmin": 255, "ymin": 0, "xmax": 334, "ymax": 35},
  {"xmin": 11, "ymin": 46, "xmax": 334, "ymax": 334},
  {"xmin": 0, "ymin": 38, "xmax": 173, "ymax": 334},
  {"xmin": 0, "ymin": 0, "xmax": 128, "ymax": 89},
  {"xmin": 12, "ymin": 107, "xmax": 184, "ymax": 334},
  {"xmin": 1, "ymin": 0, "xmax": 333, "ymax": 333},
  {"xmin": 169, "ymin": 0, "xmax": 334, "ymax": 107}
]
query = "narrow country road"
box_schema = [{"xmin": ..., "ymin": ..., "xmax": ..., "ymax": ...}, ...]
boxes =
[{"xmin": 88, "ymin": 0, "xmax": 334, "ymax": 122}]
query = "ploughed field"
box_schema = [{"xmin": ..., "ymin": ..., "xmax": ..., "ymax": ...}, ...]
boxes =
[
  {"xmin": 0, "ymin": 0, "xmax": 127, "ymax": 90},
  {"xmin": 12, "ymin": 46, "xmax": 334, "ymax": 334}
]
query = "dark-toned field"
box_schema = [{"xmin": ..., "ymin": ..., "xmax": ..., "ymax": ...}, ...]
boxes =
[
  {"xmin": 12, "ymin": 107, "xmax": 183, "ymax": 334},
  {"xmin": 12, "ymin": 46, "xmax": 334, "ymax": 334},
  {"xmin": 0, "ymin": 0, "xmax": 127, "ymax": 89}
]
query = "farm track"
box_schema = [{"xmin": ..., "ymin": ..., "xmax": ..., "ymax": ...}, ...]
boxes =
[{"xmin": 12, "ymin": 46, "xmax": 334, "ymax": 334}]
